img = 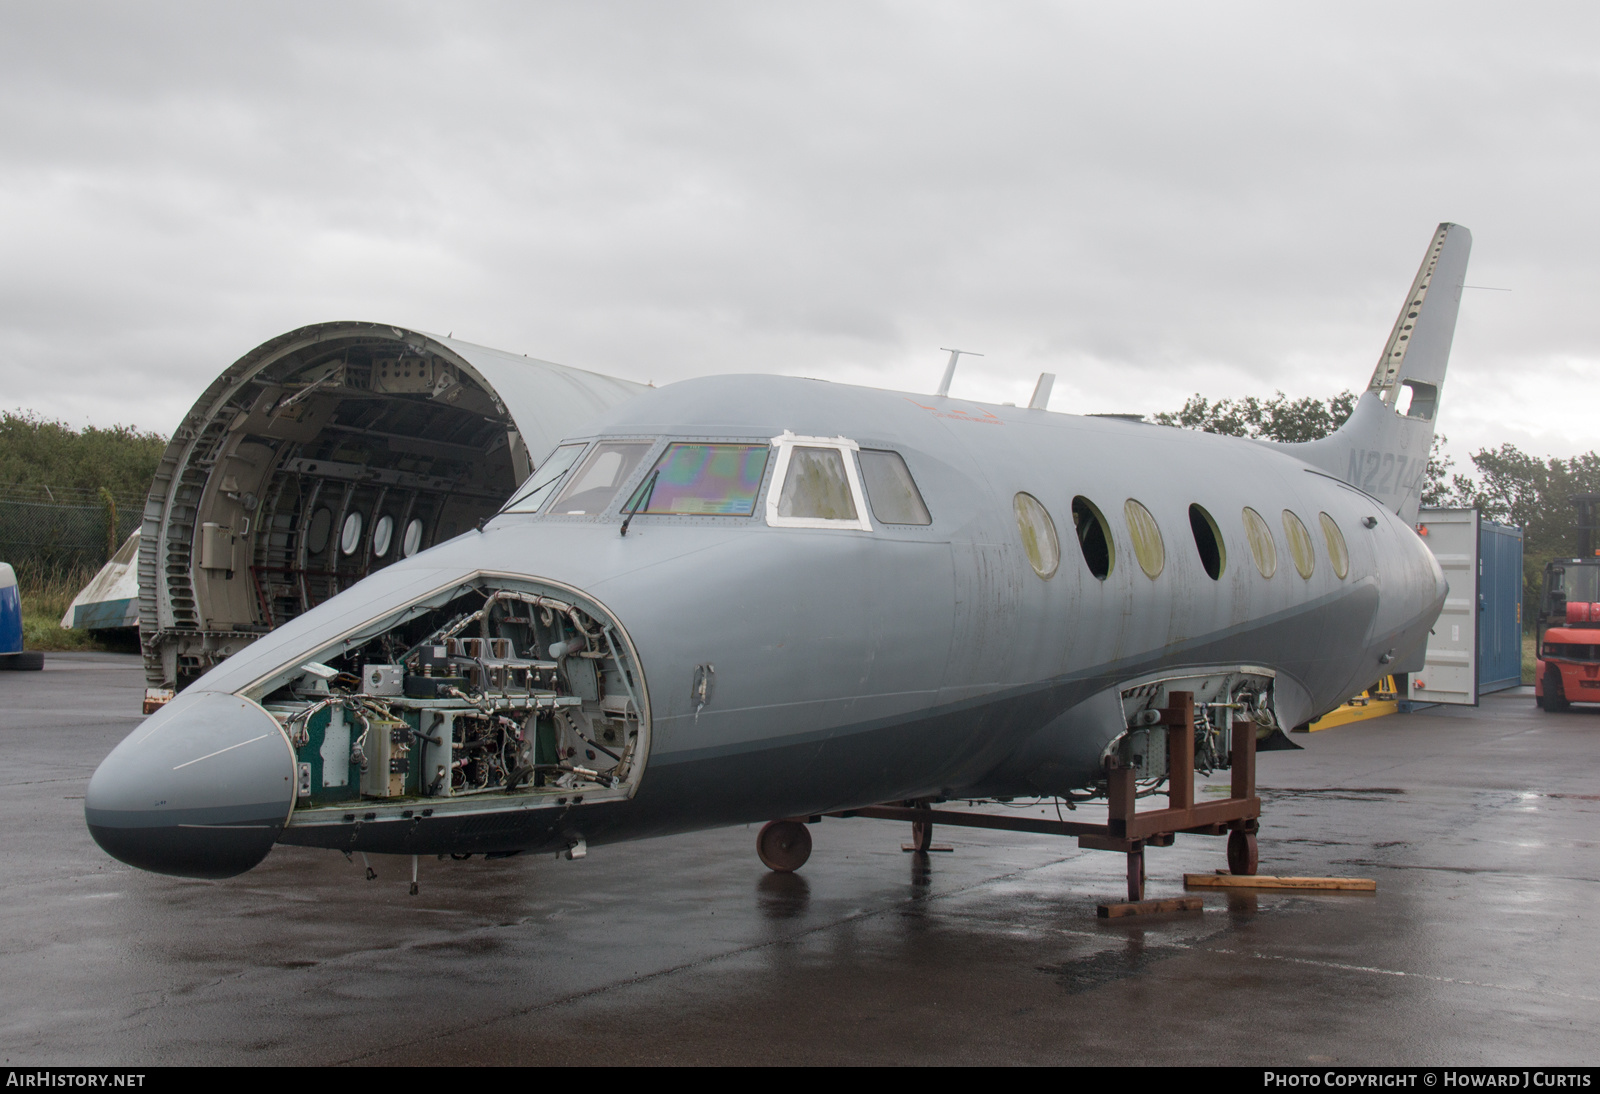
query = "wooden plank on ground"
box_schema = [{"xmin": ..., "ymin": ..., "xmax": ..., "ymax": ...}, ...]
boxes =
[
  {"xmin": 1097, "ymin": 896, "xmax": 1204, "ymax": 918},
  {"xmin": 1184, "ymin": 874, "xmax": 1376, "ymax": 891}
]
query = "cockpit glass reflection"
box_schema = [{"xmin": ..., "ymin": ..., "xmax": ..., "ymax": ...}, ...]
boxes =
[
  {"xmin": 503, "ymin": 443, "xmax": 587, "ymax": 513},
  {"xmin": 631, "ymin": 443, "xmax": 770, "ymax": 516},
  {"xmin": 551, "ymin": 441, "xmax": 651, "ymax": 515}
]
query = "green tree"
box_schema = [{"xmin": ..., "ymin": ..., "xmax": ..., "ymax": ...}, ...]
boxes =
[
  {"xmin": 1152, "ymin": 390, "xmax": 1356, "ymax": 442},
  {"xmin": 1419, "ymin": 435, "xmax": 1456, "ymax": 509},
  {"xmin": 0, "ymin": 410, "xmax": 167, "ymax": 504},
  {"xmin": 1156, "ymin": 389, "xmax": 1453, "ymax": 502},
  {"xmin": 1439, "ymin": 445, "xmax": 1600, "ymax": 624},
  {"xmin": 1156, "ymin": 391, "xmax": 1600, "ymax": 630}
]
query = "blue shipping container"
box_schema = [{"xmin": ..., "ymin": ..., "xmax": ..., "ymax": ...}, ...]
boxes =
[{"xmin": 1478, "ymin": 518, "xmax": 1524, "ymax": 695}]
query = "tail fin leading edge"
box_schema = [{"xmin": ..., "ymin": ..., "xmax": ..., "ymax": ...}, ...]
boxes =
[{"xmin": 1290, "ymin": 222, "xmax": 1472, "ymax": 524}]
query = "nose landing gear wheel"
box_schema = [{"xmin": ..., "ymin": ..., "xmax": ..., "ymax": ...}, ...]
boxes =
[
  {"xmin": 757, "ymin": 820, "xmax": 812, "ymax": 872},
  {"xmin": 1227, "ymin": 829, "xmax": 1258, "ymax": 876}
]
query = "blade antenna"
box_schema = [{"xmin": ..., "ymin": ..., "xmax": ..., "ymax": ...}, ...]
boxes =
[
  {"xmin": 1028, "ymin": 372, "xmax": 1056, "ymax": 410},
  {"xmin": 936, "ymin": 348, "xmax": 984, "ymax": 397}
]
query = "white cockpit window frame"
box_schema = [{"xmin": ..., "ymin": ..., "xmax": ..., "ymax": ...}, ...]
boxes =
[{"xmin": 764, "ymin": 431, "xmax": 874, "ymax": 532}]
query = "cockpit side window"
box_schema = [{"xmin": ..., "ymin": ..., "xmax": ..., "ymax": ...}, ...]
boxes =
[
  {"xmin": 765, "ymin": 432, "xmax": 873, "ymax": 531},
  {"xmin": 781, "ymin": 448, "xmax": 856, "ymax": 519},
  {"xmin": 627, "ymin": 443, "xmax": 771, "ymax": 516},
  {"xmin": 502, "ymin": 443, "xmax": 587, "ymax": 514},
  {"xmin": 550, "ymin": 441, "xmax": 652, "ymax": 515},
  {"xmin": 859, "ymin": 449, "xmax": 932, "ymax": 525}
]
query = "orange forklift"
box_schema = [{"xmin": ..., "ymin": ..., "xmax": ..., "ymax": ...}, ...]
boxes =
[{"xmin": 1534, "ymin": 494, "xmax": 1600, "ymax": 711}]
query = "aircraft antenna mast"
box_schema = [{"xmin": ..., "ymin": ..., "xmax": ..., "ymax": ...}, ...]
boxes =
[{"xmin": 936, "ymin": 348, "xmax": 983, "ymax": 398}]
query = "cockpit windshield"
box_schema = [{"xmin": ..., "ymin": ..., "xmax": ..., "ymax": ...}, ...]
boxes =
[
  {"xmin": 551, "ymin": 441, "xmax": 652, "ymax": 515},
  {"xmin": 500, "ymin": 434, "xmax": 929, "ymax": 531},
  {"xmin": 627, "ymin": 443, "xmax": 770, "ymax": 516},
  {"xmin": 502, "ymin": 443, "xmax": 587, "ymax": 514}
]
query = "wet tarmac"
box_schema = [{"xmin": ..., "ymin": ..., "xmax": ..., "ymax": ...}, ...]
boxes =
[{"xmin": 2, "ymin": 652, "xmax": 1597, "ymax": 1065}]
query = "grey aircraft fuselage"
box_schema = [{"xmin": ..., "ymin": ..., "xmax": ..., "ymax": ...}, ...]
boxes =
[{"xmin": 84, "ymin": 223, "xmax": 1470, "ymax": 880}]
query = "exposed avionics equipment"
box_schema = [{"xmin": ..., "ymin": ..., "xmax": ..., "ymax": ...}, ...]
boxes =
[{"xmin": 138, "ymin": 322, "xmax": 646, "ymax": 712}]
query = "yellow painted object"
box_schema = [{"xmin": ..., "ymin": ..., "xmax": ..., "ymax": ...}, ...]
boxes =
[{"xmin": 1306, "ymin": 676, "xmax": 1400, "ymax": 731}]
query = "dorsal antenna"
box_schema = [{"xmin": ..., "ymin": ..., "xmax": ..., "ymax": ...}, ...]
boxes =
[
  {"xmin": 935, "ymin": 348, "xmax": 983, "ymax": 397},
  {"xmin": 1028, "ymin": 372, "xmax": 1056, "ymax": 410}
]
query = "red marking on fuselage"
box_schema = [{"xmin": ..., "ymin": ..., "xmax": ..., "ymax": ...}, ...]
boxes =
[{"xmin": 904, "ymin": 397, "xmax": 1004, "ymax": 424}]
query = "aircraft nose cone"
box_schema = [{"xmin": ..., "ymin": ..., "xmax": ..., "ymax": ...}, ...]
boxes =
[{"xmin": 85, "ymin": 690, "xmax": 296, "ymax": 879}]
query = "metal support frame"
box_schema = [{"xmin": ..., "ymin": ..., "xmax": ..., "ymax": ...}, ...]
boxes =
[{"xmin": 829, "ymin": 691, "xmax": 1262, "ymax": 902}]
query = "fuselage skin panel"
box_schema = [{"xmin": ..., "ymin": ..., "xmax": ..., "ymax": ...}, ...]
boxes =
[{"xmin": 89, "ymin": 374, "xmax": 1444, "ymax": 870}]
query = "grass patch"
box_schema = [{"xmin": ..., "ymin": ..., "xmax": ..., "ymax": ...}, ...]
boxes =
[
  {"xmin": 14, "ymin": 562, "xmax": 136, "ymax": 653},
  {"xmin": 1523, "ymin": 630, "xmax": 1537, "ymax": 685}
]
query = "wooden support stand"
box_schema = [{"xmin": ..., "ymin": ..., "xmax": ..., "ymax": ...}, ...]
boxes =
[
  {"xmin": 829, "ymin": 690, "xmax": 1265, "ymax": 908},
  {"xmin": 1101, "ymin": 691, "xmax": 1261, "ymax": 901}
]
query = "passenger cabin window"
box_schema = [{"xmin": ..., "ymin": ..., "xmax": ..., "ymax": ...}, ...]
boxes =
[
  {"xmin": 339, "ymin": 512, "xmax": 363, "ymax": 556},
  {"xmin": 503, "ymin": 443, "xmax": 587, "ymax": 513},
  {"xmin": 1320, "ymin": 513, "xmax": 1349, "ymax": 579},
  {"xmin": 1188, "ymin": 504, "xmax": 1225, "ymax": 580},
  {"xmin": 1124, "ymin": 498, "xmax": 1165, "ymax": 579},
  {"xmin": 552, "ymin": 441, "xmax": 651, "ymax": 515},
  {"xmin": 401, "ymin": 517, "xmax": 425, "ymax": 557},
  {"xmin": 372, "ymin": 514, "xmax": 395, "ymax": 558},
  {"xmin": 306, "ymin": 507, "xmax": 332, "ymax": 555},
  {"xmin": 1014, "ymin": 492, "xmax": 1059, "ymax": 579},
  {"xmin": 1242, "ymin": 507, "xmax": 1276, "ymax": 578},
  {"xmin": 1282, "ymin": 510, "xmax": 1316, "ymax": 579},
  {"xmin": 859, "ymin": 450, "xmax": 931, "ymax": 525},
  {"xmin": 627, "ymin": 443, "xmax": 770, "ymax": 516},
  {"xmin": 765, "ymin": 432, "xmax": 872, "ymax": 531},
  {"xmin": 1072, "ymin": 496, "xmax": 1113, "ymax": 579}
]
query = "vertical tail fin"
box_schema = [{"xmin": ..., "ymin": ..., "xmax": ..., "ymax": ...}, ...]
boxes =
[{"xmin": 1290, "ymin": 223, "xmax": 1472, "ymax": 524}]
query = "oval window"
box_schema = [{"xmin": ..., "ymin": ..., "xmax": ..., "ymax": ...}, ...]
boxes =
[
  {"xmin": 371, "ymin": 514, "xmax": 395, "ymax": 558},
  {"xmin": 1071, "ymin": 496, "xmax": 1114, "ymax": 580},
  {"xmin": 1282, "ymin": 510, "xmax": 1315, "ymax": 579},
  {"xmin": 1188, "ymin": 504, "xmax": 1225, "ymax": 580},
  {"xmin": 402, "ymin": 518, "xmax": 425, "ymax": 558},
  {"xmin": 1124, "ymin": 499, "xmax": 1165, "ymax": 579},
  {"xmin": 1320, "ymin": 512, "xmax": 1349, "ymax": 580},
  {"xmin": 1242, "ymin": 507, "xmax": 1276, "ymax": 578},
  {"xmin": 305, "ymin": 507, "xmax": 332, "ymax": 555},
  {"xmin": 340, "ymin": 512, "xmax": 364, "ymax": 556},
  {"xmin": 1014, "ymin": 493, "xmax": 1059, "ymax": 579}
]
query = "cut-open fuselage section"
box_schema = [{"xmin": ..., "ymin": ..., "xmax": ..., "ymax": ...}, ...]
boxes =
[{"xmin": 138, "ymin": 322, "xmax": 645, "ymax": 703}]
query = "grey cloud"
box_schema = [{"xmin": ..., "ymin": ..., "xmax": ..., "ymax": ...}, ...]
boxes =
[{"xmin": 1, "ymin": 1, "xmax": 1597, "ymax": 467}]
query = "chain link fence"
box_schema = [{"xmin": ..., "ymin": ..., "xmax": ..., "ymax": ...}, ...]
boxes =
[{"xmin": 0, "ymin": 486, "xmax": 145, "ymax": 580}]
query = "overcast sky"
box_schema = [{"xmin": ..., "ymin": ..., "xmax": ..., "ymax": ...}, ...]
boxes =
[{"xmin": 2, "ymin": 2, "xmax": 1596, "ymax": 469}]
